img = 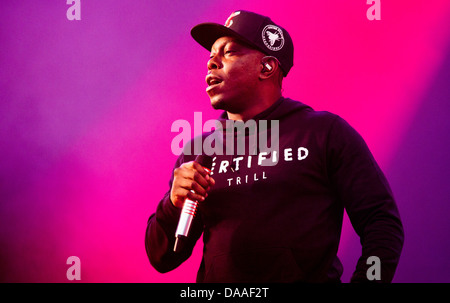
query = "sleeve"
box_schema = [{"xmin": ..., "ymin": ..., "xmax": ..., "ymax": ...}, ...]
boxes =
[
  {"xmin": 326, "ymin": 115, "xmax": 404, "ymax": 283},
  {"xmin": 145, "ymin": 154, "xmax": 205, "ymax": 273}
]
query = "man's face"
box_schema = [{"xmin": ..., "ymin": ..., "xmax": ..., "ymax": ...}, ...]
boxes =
[{"xmin": 205, "ymin": 36, "xmax": 264, "ymax": 113}]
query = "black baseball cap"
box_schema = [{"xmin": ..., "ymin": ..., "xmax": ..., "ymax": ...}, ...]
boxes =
[{"xmin": 191, "ymin": 10, "xmax": 294, "ymax": 76}]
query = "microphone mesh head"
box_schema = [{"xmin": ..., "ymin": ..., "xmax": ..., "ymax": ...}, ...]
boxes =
[{"xmin": 195, "ymin": 155, "xmax": 213, "ymax": 169}]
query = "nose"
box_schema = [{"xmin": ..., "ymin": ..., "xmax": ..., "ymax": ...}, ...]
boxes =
[{"xmin": 207, "ymin": 54, "xmax": 222, "ymax": 70}]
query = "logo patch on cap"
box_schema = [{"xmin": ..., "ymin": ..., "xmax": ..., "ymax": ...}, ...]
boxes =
[
  {"xmin": 225, "ymin": 11, "xmax": 240, "ymax": 27},
  {"xmin": 262, "ymin": 25, "xmax": 284, "ymax": 51}
]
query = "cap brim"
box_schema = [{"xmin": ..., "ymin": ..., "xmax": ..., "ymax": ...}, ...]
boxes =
[{"xmin": 191, "ymin": 22, "xmax": 259, "ymax": 52}]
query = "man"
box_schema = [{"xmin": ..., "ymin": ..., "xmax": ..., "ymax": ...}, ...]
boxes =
[{"xmin": 145, "ymin": 10, "xmax": 404, "ymax": 283}]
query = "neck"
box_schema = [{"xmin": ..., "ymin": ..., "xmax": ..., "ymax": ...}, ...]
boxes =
[{"xmin": 227, "ymin": 90, "xmax": 282, "ymax": 121}]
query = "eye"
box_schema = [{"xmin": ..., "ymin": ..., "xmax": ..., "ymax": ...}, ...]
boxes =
[{"xmin": 225, "ymin": 49, "xmax": 236, "ymax": 55}]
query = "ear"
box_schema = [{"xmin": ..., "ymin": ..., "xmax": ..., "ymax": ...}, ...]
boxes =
[{"xmin": 259, "ymin": 57, "xmax": 279, "ymax": 80}]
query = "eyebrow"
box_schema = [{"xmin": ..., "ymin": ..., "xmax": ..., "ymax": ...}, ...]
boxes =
[
  {"xmin": 210, "ymin": 39, "xmax": 252, "ymax": 56},
  {"xmin": 211, "ymin": 39, "xmax": 237, "ymax": 53}
]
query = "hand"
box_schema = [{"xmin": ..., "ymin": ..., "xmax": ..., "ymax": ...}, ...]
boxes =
[{"xmin": 170, "ymin": 161, "xmax": 215, "ymax": 208}]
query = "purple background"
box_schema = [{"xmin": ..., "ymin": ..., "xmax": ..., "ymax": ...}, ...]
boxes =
[{"xmin": 1, "ymin": 1, "xmax": 449, "ymax": 282}]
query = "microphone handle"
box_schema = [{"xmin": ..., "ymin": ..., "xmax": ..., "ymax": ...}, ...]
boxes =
[
  {"xmin": 175, "ymin": 195, "xmax": 198, "ymax": 237},
  {"xmin": 174, "ymin": 165, "xmax": 211, "ymax": 252}
]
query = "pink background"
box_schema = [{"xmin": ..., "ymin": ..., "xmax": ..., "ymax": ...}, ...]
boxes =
[{"xmin": 1, "ymin": 1, "xmax": 450, "ymax": 282}]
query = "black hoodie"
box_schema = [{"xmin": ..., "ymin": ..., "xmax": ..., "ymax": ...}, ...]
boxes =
[{"xmin": 145, "ymin": 97, "xmax": 404, "ymax": 283}]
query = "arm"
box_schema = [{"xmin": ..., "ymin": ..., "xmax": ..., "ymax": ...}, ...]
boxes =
[
  {"xmin": 145, "ymin": 155, "xmax": 214, "ymax": 273},
  {"xmin": 326, "ymin": 116, "xmax": 404, "ymax": 282}
]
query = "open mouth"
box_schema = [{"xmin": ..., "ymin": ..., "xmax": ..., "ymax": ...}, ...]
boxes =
[{"xmin": 206, "ymin": 76, "xmax": 223, "ymax": 92}]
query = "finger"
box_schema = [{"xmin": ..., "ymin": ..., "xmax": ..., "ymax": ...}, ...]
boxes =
[
  {"xmin": 174, "ymin": 165, "xmax": 196, "ymax": 179},
  {"xmin": 171, "ymin": 188, "xmax": 189, "ymax": 208},
  {"xmin": 172, "ymin": 187, "xmax": 205, "ymax": 206},
  {"xmin": 204, "ymin": 177, "xmax": 215, "ymax": 193},
  {"xmin": 179, "ymin": 178, "xmax": 207, "ymax": 196},
  {"xmin": 191, "ymin": 180, "xmax": 208, "ymax": 198},
  {"xmin": 178, "ymin": 178, "xmax": 207, "ymax": 197},
  {"xmin": 176, "ymin": 161, "xmax": 212, "ymax": 191},
  {"xmin": 208, "ymin": 176, "xmax": 215, "ymax": 187},
  {"xmin": 188, "ymin": 181, "xmax": 207, "ymax": 197},
  {"xmin": 186, "ymin": 189, "xmax": 206, "ymax": 202},
  {"xmin": 192, "ymin": 161, "xmax": 210, "ymax": 179},
  {"xmin": 176, "ymin": 162, "xmax": 209, "ymax": 184},
  {"xmin": 193, "ymin": 170, "xmax": 210, "ymax": 189}
]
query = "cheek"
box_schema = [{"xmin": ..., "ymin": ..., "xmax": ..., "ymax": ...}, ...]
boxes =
[{"xmin": 225, "ymin": 61, "xmax": 260, "ymax": 86}]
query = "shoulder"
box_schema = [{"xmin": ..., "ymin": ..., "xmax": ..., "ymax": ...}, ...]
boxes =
[
  {"xmin": 284, "ymin": 100, "xmax": 341, "ymax": 132},
  {"xmin": 282, "ymin": 99, "xmax": 364, "ymax": 145},
  {"xmin": 281, "ymin": 98, "xmax": 338, "ymax": 121}
]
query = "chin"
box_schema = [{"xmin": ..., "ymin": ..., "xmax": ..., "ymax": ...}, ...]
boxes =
[
  {"xmin": 209, "ymin": 95, "xmax": 227, "ymax": 110},
  {"xmin": 208, "ymin": 93, "xmax": 241, "ymax": 113}
]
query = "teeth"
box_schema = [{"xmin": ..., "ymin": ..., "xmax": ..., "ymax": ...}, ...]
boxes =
[{"xmin": 209, "ymin": 78, "xmax": 221, "ymax": 85}]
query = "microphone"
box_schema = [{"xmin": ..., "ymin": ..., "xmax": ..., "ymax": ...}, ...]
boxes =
[{"xmin": 174, "ymin": 155, "xmax": 213, "ymax": 252}]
